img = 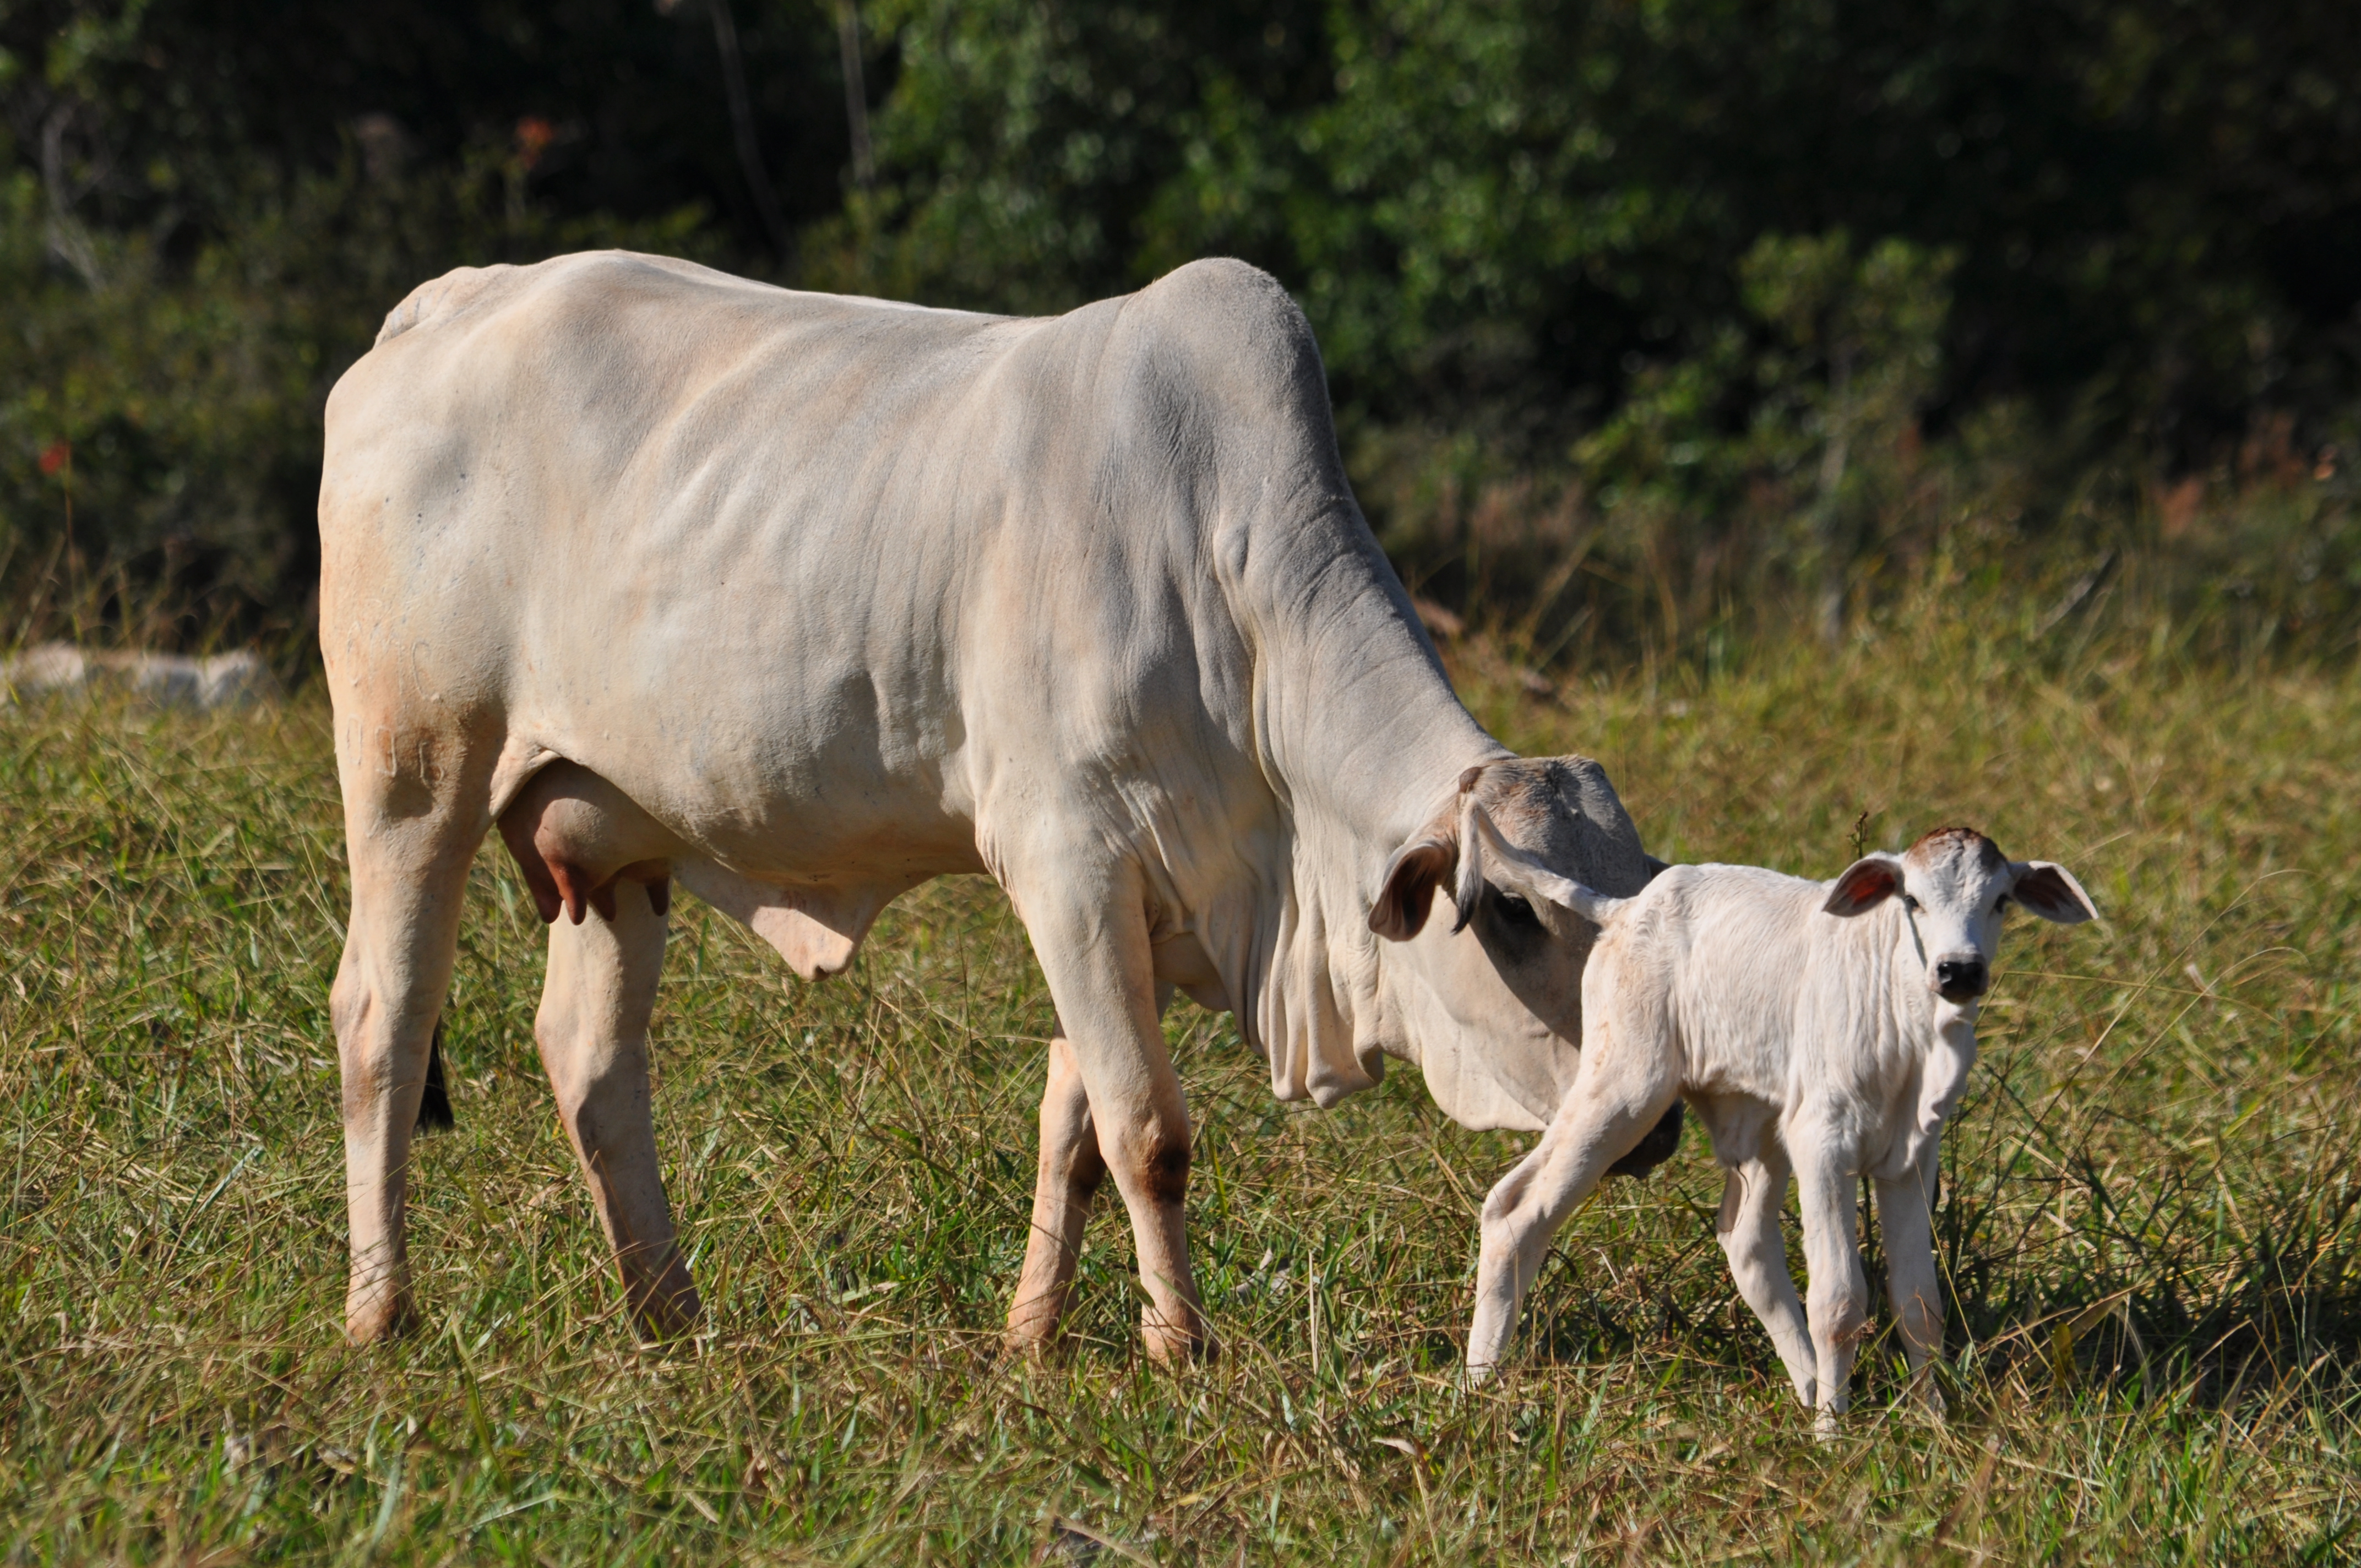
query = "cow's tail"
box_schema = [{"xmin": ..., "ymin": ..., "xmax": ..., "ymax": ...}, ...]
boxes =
[{"xmin": 416, "ymin": 1019, "xmax": 455, "ymax": 1132}]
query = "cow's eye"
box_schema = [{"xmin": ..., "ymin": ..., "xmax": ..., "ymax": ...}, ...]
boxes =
[
  {"xmin": 1900, "ymin": 892, "xmax": 1921, "ymax": 913},
  {"xmin": 1496, "ymin": 893, "xmax": 1542, "ymax": 930}
]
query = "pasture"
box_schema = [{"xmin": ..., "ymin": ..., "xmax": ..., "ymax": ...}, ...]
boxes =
[{"xmin": 3, "ymin": 598, "xmax": 2357, "ymax": 1564}]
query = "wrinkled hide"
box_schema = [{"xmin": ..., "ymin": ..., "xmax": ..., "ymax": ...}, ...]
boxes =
[{"xmin": 317, "ymin": 251, "xmax": 1656, "ymax": 1355}]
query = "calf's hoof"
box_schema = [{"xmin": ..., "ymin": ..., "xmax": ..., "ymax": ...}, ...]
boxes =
[
  {"xmin": 1813, "ymin": 1407, "xmax": 1842, "ymax": 1442},
  {"xmin": 344, "ymin": 1281, "xmax": 414, "ymax": 1346}
]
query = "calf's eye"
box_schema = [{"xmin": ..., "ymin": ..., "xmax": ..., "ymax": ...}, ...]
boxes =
[{"xmin": 1496, "ymin": 894, "xmax": 1542, "ymax": 930}]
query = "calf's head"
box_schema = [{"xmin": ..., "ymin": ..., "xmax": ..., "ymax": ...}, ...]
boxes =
[{"xmin": 1823, "ymin": 826, "xmax": 2097, "ymax": 1005}]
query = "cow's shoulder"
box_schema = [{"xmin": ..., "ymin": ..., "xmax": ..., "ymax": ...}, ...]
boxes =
[{"xmin": 1117, "ymin": 259, "xmax": 1320, "ymax": 388}]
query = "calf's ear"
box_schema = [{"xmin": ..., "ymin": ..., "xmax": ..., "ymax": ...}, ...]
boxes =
[
  {"xmin": 1823, "ymin": 853, "xmax": 1902, "ymax": 916},
  {"xmin": 2010, "ymin": 861, "xmax": 2099, "ymax": 924},
  {"xmin": 1371, "ymin": 835, "xmax": 1456, "ymax": 940}
]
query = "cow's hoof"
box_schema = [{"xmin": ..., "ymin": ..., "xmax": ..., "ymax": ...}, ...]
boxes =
[
  {"xmin": 1141, "ymin": 1317, "xmax": 1216, "ymax": 1368},
  {"xmin": 622, "ymin": 1252, "xmax": 704, "ymax": 1344},
  {"xmin": 1813, "ymin": 1408, "xmax": 1842, "ymax": 1442}
]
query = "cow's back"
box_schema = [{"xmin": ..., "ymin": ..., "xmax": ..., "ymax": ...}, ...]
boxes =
[{"xmin": 319, "ymin": 252, "xmax": 1328, "ymax": 888}]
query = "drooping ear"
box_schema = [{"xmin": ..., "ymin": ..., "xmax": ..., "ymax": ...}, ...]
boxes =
[
  {"xmin": 1373, "ymin": 767, "xmax": 1492, "ymax": 941},
  {"xmin": 1449, "ymin": 792, "xmax": 1488, "ymax": 934},
  {"xmin": 1471, "ymin": 808, "xmax": 1603, "ymax": 937},
  {"xmin": 2010, "ymin": 861, "xmax": 2099, "ymax": 924},
  {"xmin": 1823, "ymin": 853, "xmax": 1902, "ymax": 916},
  {"xmin": 1371, "ymin": 833, "xmax": 1457, "ymax": 940}
]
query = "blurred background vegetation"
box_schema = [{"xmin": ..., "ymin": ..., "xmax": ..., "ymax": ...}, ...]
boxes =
[{"xmin": 3, "ymin": 0, "xmax": 2358, "ymax": 666}]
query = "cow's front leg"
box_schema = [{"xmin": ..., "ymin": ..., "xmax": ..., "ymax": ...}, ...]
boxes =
[
  {"xmin": 1877, "ymin": 1140, "xmax": 1947, "ymax": 1415},
  {"xmin": 1015, "ymin": 865, "xmax": 1209, "ymax": 1364},
  {"xmin": 536, "ymin": 876, "xmax": 699, "ymax": 1340},
  {"xmin": 1005, "ymin": 1033, "xmax": 1108, "ymax": 1352}
]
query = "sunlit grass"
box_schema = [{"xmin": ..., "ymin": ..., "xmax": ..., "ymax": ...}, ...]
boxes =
[{"xmin": 3, "ymin": 600, "xmax": 2357, "ymax": 1562}]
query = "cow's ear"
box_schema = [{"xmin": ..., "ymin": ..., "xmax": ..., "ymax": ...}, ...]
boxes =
[
  {"xmin": 1823, "ymin": 854, "xmax": 1902, "ymax": 916},
  {"xmin": 2010, "ymin": 861, "xmax": 2098, "ymax": 924},
  {"xmin": 1371, "ymin": 835, "xmax": 1456, "ymax": 941}
]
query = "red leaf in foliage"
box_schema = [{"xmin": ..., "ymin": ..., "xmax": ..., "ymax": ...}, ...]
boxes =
[
  {"xmin": 516, "ymin": 117, "xmax": 555, "ymax": 171},
  {"xmin": 39, "ymin": 440, "xmax": 69, "ymax": 477}
]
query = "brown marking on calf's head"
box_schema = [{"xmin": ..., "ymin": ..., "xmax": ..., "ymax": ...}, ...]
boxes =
[{"xmin": 1903, "ymin": 825, "xmax": 2006, "ymax": 876}]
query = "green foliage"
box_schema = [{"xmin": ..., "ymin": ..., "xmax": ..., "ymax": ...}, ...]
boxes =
[
  {"xmin": 6, "ymin": 0, "xmax": 2361, "ymax": 639},
  {"xmin": 0, "ymin": 134, "xmax": 715, "ymax": 633},
  {"xmin": 4, "ymin": 592, "xmax": 2359, "ymax": 1560}
]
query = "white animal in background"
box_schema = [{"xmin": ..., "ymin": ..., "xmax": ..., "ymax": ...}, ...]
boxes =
[
  {"xmin": 1460, "ymin": 821, "xmax": 2098, "ymax": 1431},
  {"xmin": 317, "ymin": 251, "xmax": 1678, "ymax": 1358},
  {"xmin": 1, "ymin": 644, "xmax": 275, "ymax": 711}
]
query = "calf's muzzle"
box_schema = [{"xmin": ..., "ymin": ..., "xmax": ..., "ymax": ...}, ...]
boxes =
[{"xmin": 1933, "ymin": 957, "xmax": 1987, "ymax": 1003}]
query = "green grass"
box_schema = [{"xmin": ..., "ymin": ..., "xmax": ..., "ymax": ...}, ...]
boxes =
[{"xmin": 3, "ymin": 601, "xmax": 2358, "ymax": 1564}]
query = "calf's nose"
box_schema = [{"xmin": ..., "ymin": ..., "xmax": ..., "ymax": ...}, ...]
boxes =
[{"xmin": 1934, "ymin": 959, "xmax": 1988, "ymax": 1000}]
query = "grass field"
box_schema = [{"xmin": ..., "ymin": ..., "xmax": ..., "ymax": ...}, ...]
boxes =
[{"xmin": 3, "ymin": 598, "xmax": 2358, "ymax": 1564}]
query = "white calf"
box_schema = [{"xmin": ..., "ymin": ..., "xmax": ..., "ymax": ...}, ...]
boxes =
[{"xmin": 1460, "ymin": 821, "xmax": 2097, "ymax": 1430}]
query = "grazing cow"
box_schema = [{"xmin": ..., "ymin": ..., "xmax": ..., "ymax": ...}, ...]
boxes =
[
  {"xmin": 1459, "ymin": 821, "xmax": 2097, "ymax": 1429},
  {"xmin": 319, "ymin": 251, "xmax": 1677, "ymax": 1357},
  {"xmin": 2, "ymin": 644, "xmax": 275, "ymax": 711}
]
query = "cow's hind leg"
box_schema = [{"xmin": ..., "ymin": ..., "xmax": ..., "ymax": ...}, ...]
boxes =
[
  {"xmin": 334, "ymin": 760, "xmax": 485, "ymax": 1344},
  {"xmin": 535, "ymin": 864, "xmax": 699, "ymax": 1340},
  {"xmin": 1005, "ymin": 1033, "xmax": 1108, "ymax": 1353},
  {"xmin": 1011, "ymin": 859, "xmax": 1207, "ymax": 1364}
]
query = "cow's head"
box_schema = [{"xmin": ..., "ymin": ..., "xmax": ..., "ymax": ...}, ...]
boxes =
[
  {"xmin": 1821, "ymin": 826, "xmax": 2097, "ymax": 1005},
  {"xmin": 1368, "ymin": 758, "xmax": 1651, "ymax": 1022}
]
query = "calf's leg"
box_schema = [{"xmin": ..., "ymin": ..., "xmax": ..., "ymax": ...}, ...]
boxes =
[
  {"xmin": 1877, "ymin": 1141, "xmax": 1947, "ymax": 1414},
  {"xmin": 1466, "ymin": 1035, "xmax": 1679, "ymax": 1380},
  {"xmin": 1715, "ymin": 1148, "xmax": 1817, "ymax": 1407},
  {"xmin": 536, "ymin": 876, "xmax": 700, "ymax": 1339},
  {"xmin": 1795, "ymin": 1146, "xmax": 1871, "ymax": 1437},
  {"xmin": 1005, "ymin": 1033, "xmax": 1108, "ymax": 1352}
]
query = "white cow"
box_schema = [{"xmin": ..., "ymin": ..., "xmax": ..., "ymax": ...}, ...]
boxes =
[
  {"xmin": 2, "ymin": 644, "xmax": 275, "ymax": 710},
  {"xmin": 318, "ymin": 251, "xmax": 1679, "ymax": 1357},
  {"xmin": 1457, "ymin": 819, "xmax": 2097, "ymax": 1428}
]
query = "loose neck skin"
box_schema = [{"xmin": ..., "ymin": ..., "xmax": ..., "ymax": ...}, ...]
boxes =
[{"xmin": 1236, "ymin": 492, "xmax": 1506, "ymax": 854}]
